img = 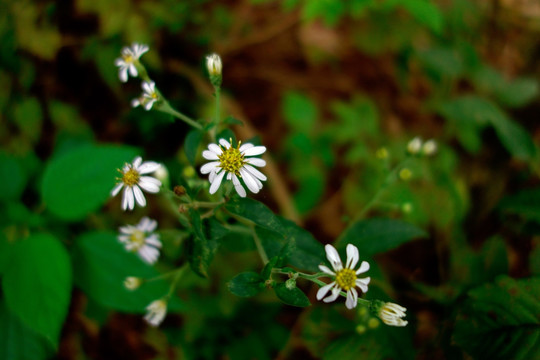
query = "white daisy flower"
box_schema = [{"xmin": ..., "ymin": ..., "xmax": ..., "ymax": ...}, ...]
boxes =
[
  {"xmin": 131, "ymin": 81, "xmax": 159, "ymax": 110},
  {"xmin": 111, "ymin": 156, "xmax": 161, "ymax": 211},
  {"xmin": 206, "ymin": 53, "xmax": 222, "ymax": 76},
  {"xmin": 118, "ymin": 217, "xmax": 162, "ymax": 264},
  {"xmin": 144, "ymin": 299, "xmax": 167, "ymax": 327},
  {"xmin": 200, "ymin": 138, "xmax": 267, "ymax": 197},
  {"xmin": 316, "ymin": 244, "xmax": 371, "ymax": 309},
  {"xmin": 378, "ymin": 302, "xmax": 408, "ymax": 327},
  {"xmin": 114, "ymin": 43, "xmax": 149, "ymax": 83}
]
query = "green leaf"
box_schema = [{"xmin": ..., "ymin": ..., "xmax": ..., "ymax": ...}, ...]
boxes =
[
  {"xmin": 0, "ymin": 152, "xmax": 27, "ymax": 201},
  {"xmin": 499, "ymin": 187, "xmax": 540, "ymax": 222},
  {"xmin": 337, "ymin": 218, "xmax": 427, "ymax": 256},
  {"xmin": 282, "ymin": 91, "xmax": 318, "ymax": 133},
  {"xmin": 13, "ymin": 97, "xmax": 42, "ymax": 144},
  {"xmin": 418, "ymin": 46, "xmax": 463, "ymax": 79},
  {"xmin": 401, "ymin": 0, "xmax": 444, "ymax": 35},
  {"xmin": 0, "ymin": 233, "xmax": 12, "ymax": 275},
  {"xmin": 488, "ymin": 111, "xmax": 536, "ymax": 162},
  {"xmin": 2, "ymin": 234, "xmax": 72, "ymax": 347},
  {"xmin": 41, "ymin": 144, "xmax": 139, "ymax": 220},
  {"xmin": 228, "ymin": 272, "xmax": 264, "ymax": 297},
  {"xmin": 260, "ymin": 256, "xmax": 278, "ymax": 280},
  {"xmin": 72, "ymin": 231, "xmax": 182, "ymax": 313},
  {"xmin": 0, "ymin": 300, "xmax": 52, "ymax": 360},
  {"xmin": 274, "ymin": 283, "xmax": 311, "ymax": 307},
  {"xmin": 225, "ymin": 197, "xmax": 285, "ymax": 234},
  {"xmin": 184, "ymin": 129, "xmax": 203, "ymax": 166},
  {"xmin": 496, "ymin": 78, "xmax": 539, "ymax": 108},
  {"xmin": 187, "ymin": 209, "xmax": 220, "ymax": 278},
  {"xmin": 453, "ymin": 276, "xmax": 540, "ymax": 360},
  {"xmin": 223, "ymin": 115, "xmax": 244, "ymax": 126}
]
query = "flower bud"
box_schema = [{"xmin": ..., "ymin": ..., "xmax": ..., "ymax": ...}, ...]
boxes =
[
  {"xmin": 407, "ymin": 137, "xmax": 422, "ymax": 155},
  {"xmin": 376, "ymin": 147, "xmax": 389, "ymax": 160},
  {"xmin": 124, "ymin": 276, "xmax": 142, "ymax": 290},
  {"xmin": 206, "ymin": 53, "xmax": 222, "ymax": 87},
  {"xmin": 370, "ymin": 300, "xmax": 408, "ymax": 327},
  {"xmin": 285, "ymin": 278, "xmax": 297, "ymax": 290},
  {"xmin": 399, "ymin": 168, "xmax": 412, "ymax": 181},
  {"xmin": 422, "ymin": 139, "xmax": 437, "ymax": 156},
  {"xmin": 173, "ymin": 185, "xmax": 186, "ymax": 196}
]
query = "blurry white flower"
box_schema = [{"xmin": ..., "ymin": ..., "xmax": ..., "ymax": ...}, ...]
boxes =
[
  {"xmin": 114, "ymin": 43, "xmax": 149, "ymax": 83},
  {"xmin": 111, "ymin": 156, "xmax": 161, "ymax": 211},
  {"xmin": 422, "ymin": 139, "xmax": 437, "ymax": 156},
  {"xmin": 118, "ymin": 217, "xmax": 162, "ymax": 264},
  {"xmin": 200, "ymin": 138, "xmax": 267, "ymax": 197},
  {"xmin": 131, "ymin": 81, "xmax": 159, "ymax": 110},
  {"xmin": 316, "ymin": 244, "xmax": 371, "ymax": 309},
  {"xmin": 206, "ymin": 53, "xmax": 222, "ymax": 76},
  {"xmin": 124, "ymin": 276, "xmax": 142, "ymax": 290},
  {"xmin": 144, "ymin": 299, "xmax": 167, "ymax": 327},
  {"xmin": 378, "ymin": 302, "xmax": 408, "ymax": 327},
  {"xmin": 407, "ymin": 137, "xmax": 422, "ymax": 155}
]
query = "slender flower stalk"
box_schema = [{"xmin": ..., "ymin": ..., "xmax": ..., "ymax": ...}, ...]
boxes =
[
  {"xmin": 118, "ymin": 217, "xmax": 162, "ymax": 264},
  {"xmin": 111, "ymin": 156, "xmax": 161, "ymax": 211},
  {"xmin": 200, "ymin": 138, "xmax": 267, "ymax": 197},
  {"xmin": 114, "ymin": 43, "xmax": 149, "ymax": 82},
  {"xmin": 317, "ymin": 244, "xmax": 371, "ymax": 309}
]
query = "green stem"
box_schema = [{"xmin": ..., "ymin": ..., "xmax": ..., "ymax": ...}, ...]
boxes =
[
  {"xmin": 159, "ymin": 101, "xmax": 203, "ymax": 130},
  {"xmin": 165, "ymin": 263, "xmax": 190, "ymax": 299},
  {"xmin": 251, "ymin": 225, "xmax": 269, "ymax": 265}
]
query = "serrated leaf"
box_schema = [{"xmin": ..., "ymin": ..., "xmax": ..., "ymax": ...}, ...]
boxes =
[
  {"xmin": 274, "ymin": 283, "xmax": 311, "ymax": 307},
  {"xmin": 72, "ymin": 231, "xmax": 182, "ymax": 313},
  {"xmin": 228, "ymin": 272, "xmax": 264, "ymax": 297},
  {"xmin": 337, "ymin": 218, "xmax": 427, "ymax": 256},
  {"xmin": 41, "ymin": 144, "xmax": 139, "ymax": 221},
  {"xmin": 454, "ymin": 276, "xmax": 540, "ymax": 360},
  {"xmin": 2, "ymin": 234, "xmax": 72, "ymax": 347},
  {"xmin": 0, "ymin": 300, "xmax": 52, "ymax": 360},
  {"xmin": 184, "ymin": 130, "xmax": 203, "ymax": 166}
]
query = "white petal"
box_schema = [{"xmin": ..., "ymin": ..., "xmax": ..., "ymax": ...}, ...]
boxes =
[
  {"xmin": 355, "ymin": 261, "xmax": 370, "ymax": 275},
  {"xmin": 316, "ymin": 282, "xmax": 335, "ymax": 300},
  {"xmin": 202, "ymin": 150, "xmax": 219, "ymax": 160},
  {"xmin": 324, "ymin": 244, "xmax": 343, "ymax": 271},
  {"xmin": 356, "ymin": 277, "xmax": 370, "ymax": 293},
  {"xmin": 144, "ymin": 100, "xmax": 154, "ymax": 110},
  {"xmin": 239, "ymin": 168, "xmax": 260, "ymax": 193},
  {"xmin": 114, "ymin": 58, "xmax": 125, "ymax": 66},
  {"xmin": 318, "ymin": 265, "xmax": 336, "ymax": 276},
  {"xmin": 201, "ymin": 161, "xmax": 220, "ymax": 174},
  {"xmin": 209, "ymin": 170, "xmax": 217, "ymax": 183},
  {"xmin": 146, "ymin": 235, "xmax": 161, "ymax": 247},
  {"xmin": 119, "ymin": 68, "xmax": 128, "ymax": 82},
  {"xmin": 239, "ymin": 143, "xmax": 254, "ymax": 152},
  {"xmin": 111, "ymin": 183, "xmax": 123, "ymax": 196},
  {"xmin": 129, "ymin": 64, "xmax": 138, "ymax": 77},
  {"xmin": 243, "ymin": 146, "xmax": 266, "ymax": 156},
  {"xmin": 133, "ymin": 157, "xmax": 143, "ymax": 168},
  {"xmin": 131, "ymin": 98, "xmax": 141, "ymax": 107},
  {"xmin": 125, "ymin": 187, "xmax": 135, "ymax": 210},
  {"xmin": 138, "ymin": 177, "xmax": 161, "ymax": 193},
  {"xmin": 345, "ymin": 288, "xmax": 358, "ymax": 309},
  {"xmin": 133, "ymin": 186, "xmax": 147, "ymax": 207},
  {"xmin": 219, "ymin": 138, "xmax": 230, "ymax": 148},
  {"xmin": 246, "ymin": 158, "xmax": 266, "ymax": 167},
  {"xmin": 209, "ymin": 171, "xmax": 225, "ymax": 194},
  {"xmin": 346, "ymin": 244, "xmax": 359, "ymax": 269},
  {"xmin": 323, "ymin": 287, "xmax": 341, "ymax": 303},
  {"xmin": 232, "ymin": 174, "xmax": 246, "ymax": 197},
  {"xmin": 138, "ymin": 217, "xmax": 151, "ymax": 230},
  {"xmin": 142, "ymin": 81, "xmax": 155, "ymax": 94},
  {"xmin": 208, "ymin": 144, "xmax": 222, "ymax": 155},
  {"xmin": 244, "ymin": 164, "xmax": 267, "ymax": 181},
  {"xmin": 138, "ymin": 161, "xmax": 160, "ymax": 174}
]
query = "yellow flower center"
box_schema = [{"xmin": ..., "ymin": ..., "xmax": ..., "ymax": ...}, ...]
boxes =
[
  {"xmin": 218, "ymin": 142, "xmax": 245, "ymax": 176},
  {"xmin": 335, "ymin": 268, "xmax": 356, "ymax": 291},
  {"xmin": 123, "ymin": 54, "xmax": 134, "ymax": 64},
  {"xmin": 129, "ymin": 230, "xmax": 145, "ymax": 250},
  {"xmin": 121, "ymin": 166, "xmax": 140, "ymax": 187}
]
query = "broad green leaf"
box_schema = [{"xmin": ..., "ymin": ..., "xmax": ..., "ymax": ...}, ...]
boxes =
[
  {"xmin": 2, "ymin": 234, "xmax": 72, "ymax": 347},
  {"xmin": 282, "ymin": 91, "xmax": 318, "ymax": 133},
  {"xmin": 225, "ymin": 197, "xmax": 285, "ymax": 234},
  {"xmin": 498, "ymin": 187, "xmax": 540, "ymax": 222},
  {"xmin": 488, "ymin": 111, "xmax": 536, "ymax": 162},
  {"xmin": 496, "ymin": 78, "xmax": 538, "ymax": 108},
  {"xmin": 274, "ymin": 283, "xmax": 311, "ymax": 307},
  {"xmin": 337, "ymin": 218, "xmax": 427, "ymax": 256},
  {"xmin": 0, "ymin": 152, "xmax": 27, "ymax": 201},
  {"xmin": 0, "ymin": 300, "xmax": 52, "ymax": 360},
  {"xmin": 228, "ymin": 272, "xmax": 264, "ymax": 297},
  {"xmin": 184, "ymin": 129, "xmax": 203, "ymax": 166},
  {"xmin": 41, "ymin": 144, "xmax": 139, "ymax": 220},
  {"xmin": 418, "ymin": 46, "xmax": 463, "ymax": 79},
  {"xmin": 72, "ymin": 231, "xmax": 182, "ymax": 313},
  {"xmin": 453, "ymin": 276, "xmax": 540, "ymax": 360}
]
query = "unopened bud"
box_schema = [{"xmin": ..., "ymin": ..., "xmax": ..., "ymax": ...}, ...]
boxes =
[
  {"xmin": 173, "ymin": 185, "xmax": 186, "ymax": 196},
  {"xmin": 285, "ymin": 278, "xmax": 297, "ymax": 290},
  {"xmin": 368, "ymin": 318, "xmax": 380, "ymax": 329},
  {"xmin": 124, "ymin": 277, "xmax": 142, "ymax": 290},
  {"xmin": 206, "ymin": 53, "xmax": 222, "ymax": 87},
  {"xmin": 399, "ymin": 168, "xmax": 412, "ymax": 181},
  {"xmin": 376, "ymin": 147, "xmax": 389, "ymax": 159},
  {"xmin": 422, "ymin": 139, "xmax": 437, "ymax": 156},
  {"xmin": 407, "ymin": 137, "xmax": 422, "ymax": 155},
  {"xmin": 355, "ymin": 324, "xmax": 367, "ymax": 334}
]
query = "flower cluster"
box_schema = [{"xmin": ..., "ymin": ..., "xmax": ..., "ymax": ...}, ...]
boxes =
[
  {"xmin": 201, "ymin": 138, "xmax": 267, "ymax": 197},
  {"xmin": 407, "ymin": 137, "xmax": 437, "ymax": 156}
]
